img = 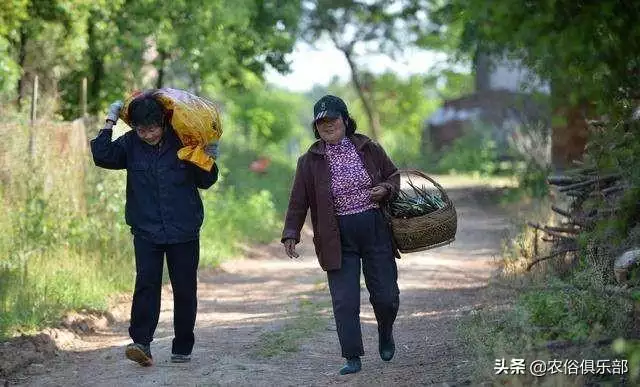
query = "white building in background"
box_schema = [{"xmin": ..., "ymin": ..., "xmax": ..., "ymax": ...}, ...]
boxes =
[{"xmin": 476, "ymin": 52, "xmax": 550, "ymax": 94}]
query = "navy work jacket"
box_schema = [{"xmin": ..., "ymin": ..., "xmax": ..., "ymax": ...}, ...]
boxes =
[{"xmin": 90, "ymin": 127, "xmax": 218, "ymax": 244}]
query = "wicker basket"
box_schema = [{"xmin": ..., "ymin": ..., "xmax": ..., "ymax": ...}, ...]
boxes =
[{"xmin": 384, "ymin": 170, "xmax": 457, "ymax": 253}]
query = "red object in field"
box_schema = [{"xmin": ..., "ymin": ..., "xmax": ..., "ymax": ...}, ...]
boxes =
[{"xmin": 250, "ymin": 157, "xmax": 271, "ymax": 174}]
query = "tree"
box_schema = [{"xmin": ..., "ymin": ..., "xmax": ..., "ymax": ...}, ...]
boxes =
[
  {"xmin": 227, "ymin": 84, "xmax": 309, "ymax": 149},
  {"xmin": 1, "ymin": 0, "xmax": 77, "ymax": 109},
  {"xmin": 0, "ymin": 0, "xmax": 28, "ymax": 99},
  {"xmin": 300, "ymin": 0, "xmax": 436, "ymax": 141},
  {"xmin": 432, "ymin": 0, "xmax": 640, "ymax": 169},
  {"xmin": 114, "ymin": 0, "xmax": 301, "ymax": 92},
  {"xmin": 1, "ymin": 0, "xmax": 303, "ymax": 118}
]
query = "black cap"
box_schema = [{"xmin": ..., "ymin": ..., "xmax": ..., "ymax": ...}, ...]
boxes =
[{"xmin": 313, "ymin": 95, "xmax": 348, "ymax": 123}]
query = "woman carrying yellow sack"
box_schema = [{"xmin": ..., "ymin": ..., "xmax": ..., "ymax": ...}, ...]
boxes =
[
  {"xmin": 120, "ymin": 88, "xmax": 223, "ymax": 172},
  {"xmin": 90, "ymin": 89, "xmax": 221, "ymax": 366}
]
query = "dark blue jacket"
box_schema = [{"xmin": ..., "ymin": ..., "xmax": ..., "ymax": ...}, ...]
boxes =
[{"xmin": 90, "ymin": 127, "xmax": 218, "ymax": 244}]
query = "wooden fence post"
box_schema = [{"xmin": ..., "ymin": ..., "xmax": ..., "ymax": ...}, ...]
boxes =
[
  {"xmin": 30, "ymin": 75, "xmax": 38, "ymax": 124},
  {"xmin": 28, "ymin": 75, "xmax": 38, "ymax": 162},
  {"xmin": 81, "ymin": 77, "xmax": 87, "ymax": 117}
]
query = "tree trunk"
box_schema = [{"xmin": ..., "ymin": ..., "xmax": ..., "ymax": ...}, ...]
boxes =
[
  {"xmin": 473, "ymin": 47, "xmax": 491, "ymax": 92},
  {"xmin": 16, "ymin": 27, "xmax": 28, "ymax": 110},
  {"xmin": 87, "ymin": 11, "xmax": 104, "ymax": 115},
  {"xmin": 156, "ymin": 49, "xmax": 167, "ymax": 89},
  {"xmin": 343, "ymin": 51, "xmax": 381, "ymax": 141},
  {"xmin": 189, "ymin": 73, "xmax": 201, "ymax": 95},
  {"xmin": 550, "ymin": 102, "xmax": 591, "ymax": 171}
]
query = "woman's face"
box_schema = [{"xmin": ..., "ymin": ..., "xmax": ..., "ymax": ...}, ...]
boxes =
[
  {"xmin": 315, "ymin": 116, "xmax": 346, "ymax": 144},
  {"xmin": 136, "ymin": 124, "xmax": 163, "ymax": 146}
]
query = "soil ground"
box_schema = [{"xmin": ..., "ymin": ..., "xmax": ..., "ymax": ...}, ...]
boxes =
[{"xmin": 2, "ymin": 179, "xmax": 514, "ymax": 387}]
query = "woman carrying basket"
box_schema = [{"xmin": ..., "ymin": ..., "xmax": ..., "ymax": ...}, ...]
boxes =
[{"xmin": 281, "ymin": 95, "xmax": 401, "ymax": 375}]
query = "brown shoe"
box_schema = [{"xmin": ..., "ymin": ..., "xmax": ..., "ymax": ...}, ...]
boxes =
[{"xmin": 125, "ymin": 343, "xmax": 153, "ymax": 366}]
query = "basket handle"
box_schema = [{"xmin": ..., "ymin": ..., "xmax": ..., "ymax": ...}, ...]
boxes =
[{"xmin": 388, "ymin": 169, "xmax": 453, "ymax": 205}]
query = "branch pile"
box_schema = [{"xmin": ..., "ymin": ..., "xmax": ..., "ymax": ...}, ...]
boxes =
[{"xmin": 526, "ymin": 162, "xmax": 627, "ymax": 272}]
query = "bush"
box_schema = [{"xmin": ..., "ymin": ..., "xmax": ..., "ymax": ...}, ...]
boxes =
[
  {"xmin": 435, "ymin": 129, "xmax": 523, "ymax": 176},
  {"xmin": 0, "ymin": 154, "xmax": 134, "ymax": 337}
]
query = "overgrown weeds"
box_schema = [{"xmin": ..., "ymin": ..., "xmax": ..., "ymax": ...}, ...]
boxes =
[
  {"xmin": 0, "ymin": 118, "xmax": 292, "ymax": 338},
  {"xmin": 457, "ymin": 116, "xmax": 639, "ymax": 385}
]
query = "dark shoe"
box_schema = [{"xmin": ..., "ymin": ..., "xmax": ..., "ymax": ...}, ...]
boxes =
[
  {"xmin": 171, "ymin": 353, "xmax": 191, "ymax": 363},
  {"xmin": 125, "ymin": 343, "xmax": 153, "ymax": 366},
  {"xmin": 379, "ymin": 333, "xmax": 395, "ymax": 362},
  {"xmin": 339, "ymin": 357, "xmax": 362, "ymax": 375}
]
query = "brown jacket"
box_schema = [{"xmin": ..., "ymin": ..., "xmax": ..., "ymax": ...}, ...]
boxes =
[{"xmin": 281, "ymin": 134, "xmax": 401, "ymax": 271}]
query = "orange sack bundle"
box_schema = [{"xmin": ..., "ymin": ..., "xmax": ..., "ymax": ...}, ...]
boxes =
[{"xmin": 119, "ymin": 88, "xmax": 223, "ymax": 171}]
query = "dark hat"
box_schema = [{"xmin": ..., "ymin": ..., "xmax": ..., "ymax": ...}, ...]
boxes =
[{"xmin": 313, "ymin": 95, "xmax": 348, "ymax": 123}]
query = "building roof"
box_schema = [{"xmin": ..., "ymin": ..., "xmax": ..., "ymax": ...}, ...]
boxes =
[{"xmin": 426, "ymin": 89, "xmax": 550, "ymax": 128}]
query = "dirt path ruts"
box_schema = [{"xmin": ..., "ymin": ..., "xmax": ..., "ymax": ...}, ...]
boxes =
[{"xmin": 10, "ymin": 184, "xmax": 512, "ymax": 387}]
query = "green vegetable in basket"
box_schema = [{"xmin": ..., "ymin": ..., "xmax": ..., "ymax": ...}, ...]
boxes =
[{"xmin": 388, "ymin": 178, "xmax": 446, "ymax": 219}]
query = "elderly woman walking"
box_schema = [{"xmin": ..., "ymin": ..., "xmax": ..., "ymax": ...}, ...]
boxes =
[{"xmin": 281, "ymin": 95, "xmax": 401, "ymax": 375}]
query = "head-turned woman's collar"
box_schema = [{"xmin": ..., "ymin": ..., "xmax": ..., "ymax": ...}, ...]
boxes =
[{"xmin": 326, "ymin": 136, "xmax": 350, "ymax": 148}]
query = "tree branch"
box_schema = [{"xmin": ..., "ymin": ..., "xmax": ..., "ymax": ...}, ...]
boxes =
[
  {"xmin": 558, "ymin": 173, "xmax": 622, "ymax": 192},
  {"xmin": 526, "ymin": 249, "xmax": 578, "ymax": 271},
  {"xmin": 526, "ymin": 222, "xmax": 580, "ymax": 234}
]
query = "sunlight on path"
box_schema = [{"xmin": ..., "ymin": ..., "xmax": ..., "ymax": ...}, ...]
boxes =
[{"xmin": 17, "ymin": 180, "xmax": 512, "ymax": 387}]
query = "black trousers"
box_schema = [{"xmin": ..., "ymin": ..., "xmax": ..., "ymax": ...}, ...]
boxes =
[
  {"xmin": 327, "ymin": 209, "xmax": 400, "ymax": 359},
  {"xmin": 129, "ymin": 236, "xmax": 200, "ymax": 355}
]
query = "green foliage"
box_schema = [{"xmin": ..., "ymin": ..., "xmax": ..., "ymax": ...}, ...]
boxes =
[
  {"xmin": 301, "ymin": 0, "xmax": 431, "ymax": 52},
  {"xmin": 216, "ymin": 135, "xmax": 300, "ymax": 215},
  {"xmin": 371, "ymin": 73, "xmax": 441, "ymax": 166},
  {"xmin": 435, "ymin": 130, "xmax": 502, "ymax": 176},
  {"xmin": 199, "ymin": 185, "xmax": 281, "ymax": 265},
  {"xmin": 517, "ymin": 286, "xmax": 621, "ymax": 342},
  {"xmin": 0, "ymin": 0, "xmax": 29, "ymax": 38},
  {"xmin": 435, "ymin": 0, "xmax": 640, "ymax": 111},
  {"xmin": 504, "ymin": 163, "xmax": 550, "ymax": 202},
  {"xmin": 225, "ymin": 86, "xmax": 310, "ymax": 149},
  {"xmin": 431, "ymin": 69, "xmax": 475, "ymax": 100},
  {"xmin": 2, "ymin": 0, "xmax": 303, "ymax": 118},
  {"xmin": 434, "ymin": 2, "xmax": 640, "ymax": 382},
  {"xmin": 458, "ymin": 278, "xmax": 633, "ymax": 383},
  {"xmin": 613, "ymin": 338, "xmax": 640, "ymax": 382},
  {"xmin": 0, "ymin": 37, "xmax": 21, "ymax": 98},
  {"xmin": 0, "ymin": 163, "xmax": 134, "ymax": 338}
]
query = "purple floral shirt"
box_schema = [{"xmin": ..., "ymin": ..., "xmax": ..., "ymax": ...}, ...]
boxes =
[{"xmin": 325, "ymin": 137, "xmax": 378, "ymax": 216}]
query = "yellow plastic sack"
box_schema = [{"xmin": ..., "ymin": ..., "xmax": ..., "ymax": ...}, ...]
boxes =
[{"xmin": 120, "ymin": 88, "xmax": 223, "ymax": 171}]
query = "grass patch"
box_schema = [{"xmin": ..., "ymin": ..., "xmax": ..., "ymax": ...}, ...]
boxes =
[
  {"xmin": 0, "ymin": 120, "xmax": 135, "ymax": 338},
  {"xmin": 457, "ymin": 189, "xmax": 635, "ymax": 385},
  {"xmin": 255, "ymin": 297, "xmax": 330, "ymax": 358},
  {"xmin": 0, "ymin": 119, "xmax": 296, "ymax": 338},
  {"xmin": 458, "ymin": 279, "xmax": 633, "ymax": 385}
]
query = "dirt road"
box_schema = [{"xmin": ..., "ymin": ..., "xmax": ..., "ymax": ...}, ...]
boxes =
[{"xmin": 9, "ymin": 183, "xmax": 512, "ymax": 387}]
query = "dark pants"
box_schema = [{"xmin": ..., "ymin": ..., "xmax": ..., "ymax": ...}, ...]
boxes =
[
  {"xmin": 129, "ymin": 236, "xmax": 200, "ymax": 355},
  {"xmin": 327, "ymin": 209, "xmax": 400, "ymax": 359}
]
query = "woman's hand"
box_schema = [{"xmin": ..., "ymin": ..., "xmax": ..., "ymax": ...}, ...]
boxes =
[
  {"xmin": 283, "ymin": 239, "xmax": 299, "ymax": 258},
  {"xmin": 370, "ymin": 185, "xmax": 389, "ymax": 202},
  {"xmin": 106, "ymin": 100, "xmax": 123, "ymax": 124}
]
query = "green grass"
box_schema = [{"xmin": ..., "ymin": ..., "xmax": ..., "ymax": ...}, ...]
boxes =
[
  {"xmin": 457, "ymin": 278, "xmax": 633, "ymax": 385},
  {"xmin": 255, "ymin": 297, "xmax": 330, "ymax": 358},
  {"xmin": 0, "ymin": 120, "xmax": 295, "ymax": 339},
  {"xmin": 457, "ymin": 214, "xmax": 635, "ymax": 385}
]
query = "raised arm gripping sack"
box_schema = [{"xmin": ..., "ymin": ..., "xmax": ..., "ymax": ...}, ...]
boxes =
[{"xmin": 120, "ymin": 88, "xmax": 223, "ymax": 171}]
